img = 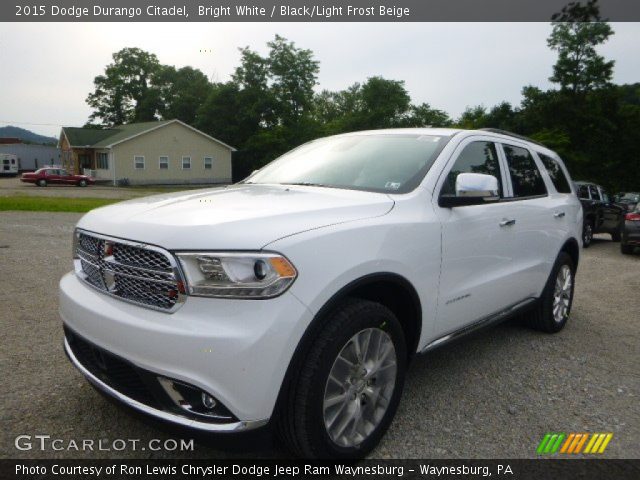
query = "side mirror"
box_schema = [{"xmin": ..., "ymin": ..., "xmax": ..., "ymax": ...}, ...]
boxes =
[{"xmin": 439, "ymin": 173, "xmax": 500, "ymax": 208}]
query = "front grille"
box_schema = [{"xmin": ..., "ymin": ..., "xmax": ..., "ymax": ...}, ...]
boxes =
[{"xmin": 75, "ymin": 230, "xmax": 183, "ymax": 311}]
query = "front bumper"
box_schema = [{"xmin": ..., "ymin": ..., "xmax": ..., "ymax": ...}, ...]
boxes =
[{"xmin": 59, "ymin": 272, "xmax": 313, "ymax": 430}]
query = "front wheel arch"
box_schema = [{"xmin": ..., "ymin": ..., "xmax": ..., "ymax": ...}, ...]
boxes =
[{"xmin": 272, "ymin": 273, "xmax": 421, "ymax": 422}]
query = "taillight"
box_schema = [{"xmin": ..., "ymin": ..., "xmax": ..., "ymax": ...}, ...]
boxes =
[{"xmin": 626, "ymin": 213, "xmax": 640, "ymax": 221}]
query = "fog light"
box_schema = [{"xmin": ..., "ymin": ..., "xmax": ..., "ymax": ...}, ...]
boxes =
[{"xmin": 202, "ymin": 393, "xmax": 217, "ymax": 409}]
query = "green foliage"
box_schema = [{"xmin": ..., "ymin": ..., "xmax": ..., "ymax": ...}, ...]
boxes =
[
  {"xmin": 160, "ymin": 66, "xmax": 213, "ymax": 125},
  {"xmin": 87, "ymin": 48, "xmax": 164, "ymax": 125},
  {"xmin": 85, "ymin": 27, "xmax": 639, "ymax": 191},
  {"xmin": 405, "ymin": 103, "xmax": 453, "ymax": 128},
  {"xmin": 0, "ymin": 196, "xmax": 119, "ymax": 212},
  {"xmin": 455, "ymin": 106, "xmax": 487, "ymax": 129},
  {"xmin": 548, "ymin": 0, "xmax": 614, "ymax": 93}
]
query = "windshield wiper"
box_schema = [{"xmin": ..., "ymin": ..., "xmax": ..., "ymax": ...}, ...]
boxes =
[{"xmin": 281, "ymin": 182, "xmax": 329, "ymax": 188}]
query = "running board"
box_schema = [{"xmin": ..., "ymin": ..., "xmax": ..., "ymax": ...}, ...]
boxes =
[{"xmin": 419, "ymin": 297, "xmax": 537, "ymax": 354}]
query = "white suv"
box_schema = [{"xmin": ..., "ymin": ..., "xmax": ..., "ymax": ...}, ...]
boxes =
[{"xmin": 60, "ymin": 128, "xmax": 582, "ymax": 458}]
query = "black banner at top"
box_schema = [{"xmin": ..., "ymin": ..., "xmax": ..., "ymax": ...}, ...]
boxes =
[{"xmin": 4, "ymin": 0, "xmax": 640, "ymax": 22}]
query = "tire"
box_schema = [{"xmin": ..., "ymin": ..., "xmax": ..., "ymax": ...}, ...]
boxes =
[
  {"xmin": 37, "ymin": 179, "xmax": 47, "ymax": 187},
  {"xmin": 78, "ymin": 179, "xmax": 87, "ymax": 187},
  {"xmin": 611, "ymin": 222, "xmax": 622, "ymax": 242},
  {"xmin": 276, "ymin": 298, "xmax": 407, "ymax": 459},
  {"xmin": 525, "ymin": 252, "xmax": 576, "ymax": 333},
  {"xmin": 621, "ymin": 243, "xmax": 634, "ymax": 255},
  {"xmin": 582, "ymin": 220, "xmax": 593, "ymax": 247}
]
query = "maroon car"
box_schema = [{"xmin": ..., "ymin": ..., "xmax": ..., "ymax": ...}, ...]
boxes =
[{"xmin": 21, "ymin": 168, "xmax": 95, "ymax": 187}]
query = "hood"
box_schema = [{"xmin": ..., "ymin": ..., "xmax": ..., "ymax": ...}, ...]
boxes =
[{"xmin": 77, "ymin": 184, "xmax": 395, "ymax": 250}]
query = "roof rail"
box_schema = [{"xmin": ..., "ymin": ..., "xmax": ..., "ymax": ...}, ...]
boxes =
[{"xmin": 478, "ymin": 128, "xmax": 546, "ymax": 147}]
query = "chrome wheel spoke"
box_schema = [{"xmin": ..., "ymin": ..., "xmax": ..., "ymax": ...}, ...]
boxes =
[
  {"xmin": 323, "ymin": 327, "xmax": 397, "ymax": 448},
  {"xmin": 324, "ymin": 392, "xmax": 348, "ymax": 409},
  {"xmin": 552, "ymin": 265, "xmax": 572, "ymax": 323}
]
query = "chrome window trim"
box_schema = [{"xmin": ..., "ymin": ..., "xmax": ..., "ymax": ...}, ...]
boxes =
[{"xmin": 73, "ymin": 228, "xmax": 187, "ymax": 313}]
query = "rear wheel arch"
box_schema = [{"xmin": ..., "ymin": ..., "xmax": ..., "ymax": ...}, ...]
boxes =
[{"xmin": 560, "ymin": 237, "xmax": 580, "ymax": 269}]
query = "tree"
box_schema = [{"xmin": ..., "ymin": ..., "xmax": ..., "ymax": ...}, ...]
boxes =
[
  {"xmin": 195, "ymin": 82, "xmax": 244, "ymax": 148},
  {"xmin": 456, "ymin": 106, "xmax": 488, "ymax": 129},
  {"xmin": 267, "ymin": 35, "xmax": 319, "ymax": 127},
  {"xmin": 86, "ymin": 48, "xmax": 165, "ymax": 125},
  {"xmin": 160, "ymin": 66, "xmax": 213, "ymax": 125},
  {"xmin": 406, "ymin": 103, "xmax": 452, "ymax": 128},
  {"xmin": 548, "ymin": 0, "xmax": 614, "ymax": 93}
]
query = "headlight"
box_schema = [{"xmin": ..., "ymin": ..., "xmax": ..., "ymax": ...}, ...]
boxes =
[{"xmin": 175, "ymin": 252, "xmax": 297, "ymax": 299}]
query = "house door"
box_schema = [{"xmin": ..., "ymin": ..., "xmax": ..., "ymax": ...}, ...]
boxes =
[{"xmin": 79, "ymin": 154, "xmax": 91, "ymax": 174}]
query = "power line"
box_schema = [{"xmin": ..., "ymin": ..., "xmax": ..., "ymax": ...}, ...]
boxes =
[{"xmin": 0, "ymin": 120, "xmax": 66, "ymax": 128}]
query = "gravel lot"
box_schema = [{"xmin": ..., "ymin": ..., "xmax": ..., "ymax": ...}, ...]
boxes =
[{"xmin": 1, "ymin": 211, "xmax": 638, "ymax": 459}]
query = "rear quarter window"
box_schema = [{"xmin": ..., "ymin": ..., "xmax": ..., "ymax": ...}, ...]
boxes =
[{"xmin": 538, "ymin": 153, "xmax": 572, "ymax": 194}]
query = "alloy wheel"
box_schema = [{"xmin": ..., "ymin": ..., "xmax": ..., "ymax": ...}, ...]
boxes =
[
  {"xmin": 553, "ymin": 264, "xmax": 572, "ymax": 323},
  {"xmin": 322, "ymin": 328, "xmax": 397, "ymax": 448},
  {"xmin": 583, "ymin": 223, "xmax": 593, "ymax": 246}
]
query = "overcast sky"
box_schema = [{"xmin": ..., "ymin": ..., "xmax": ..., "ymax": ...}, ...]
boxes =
[{"xmin": 1, "ymin": 22, "xmax": 639, "ymax": 138}]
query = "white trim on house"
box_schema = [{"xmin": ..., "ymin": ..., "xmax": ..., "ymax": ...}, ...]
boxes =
[
  {"xmin": 181, "ymin": 156, "xmax": 191, "ymax": 170},
  {"xmin": 105, "ymin": 119, "xmax": 237, "ymax": 152},
  {"xmin": 159, "ymin": 155, "xmax": 169, "ymax": 170},
  {"xmin": 204, "ymin": 156, "xmax": 213, "ymax": 169},
  {"xmin": 134, "ymin": 155, "xmax": 145, "ymax": 169},
  {"xmin": 112, "ymin": 151, "xmax": 116, "ymax": 186}
]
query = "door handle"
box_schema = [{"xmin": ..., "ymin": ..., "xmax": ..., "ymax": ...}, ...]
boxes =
[
  {"xmin": 554, "ymin": 211, "xmax": 566, "ymax": 218},
  {"xmin": 499, "ymin": 219, "xmax": 516, "ymax": 227}
]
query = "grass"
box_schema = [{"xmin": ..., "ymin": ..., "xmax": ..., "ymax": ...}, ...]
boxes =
[{"xmin": 0, "ymin": 196, "xmax": 120, "ymax": 213}]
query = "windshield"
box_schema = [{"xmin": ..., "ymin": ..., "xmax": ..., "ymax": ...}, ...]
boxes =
[
  {"xmin": 246, "ymin": 134, "xmax": 449, "ymax": 193},
  {"xmin": 620, "ymin": 193, "xmax": 640, "ymax": 202}
]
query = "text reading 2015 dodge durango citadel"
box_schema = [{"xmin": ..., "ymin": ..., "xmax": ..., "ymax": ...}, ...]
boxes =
[{"xmin": 60, "ymin": 128, "xmax": 582, "ymax": 458}]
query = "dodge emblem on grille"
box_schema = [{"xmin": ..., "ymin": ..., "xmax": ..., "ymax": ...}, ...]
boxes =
[{"xmin": 103, "ymin": 241, "xmax": 114, "ymax": 257}]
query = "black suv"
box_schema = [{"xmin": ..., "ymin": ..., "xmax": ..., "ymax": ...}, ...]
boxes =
[{"xmin": 575, "ymin": 181, "xmax": 625, "ymax": 247}]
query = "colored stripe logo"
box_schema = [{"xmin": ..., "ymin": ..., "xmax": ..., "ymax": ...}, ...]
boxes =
[{"xmin": 537, "ymin": 433, "xmax": 613, "ymax": 454}]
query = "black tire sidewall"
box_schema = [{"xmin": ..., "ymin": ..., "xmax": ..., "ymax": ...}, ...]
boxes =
[
  {"xmin": 79, "ymin": 180, "xmax": 87, "ymax": 187},
  {"xmin": 303, "ymin": 302, "xmax": 407, "ymax": 458},
  {"xmin": 37, "ymin": 179, "xmax": 46, "ymax": 187}
]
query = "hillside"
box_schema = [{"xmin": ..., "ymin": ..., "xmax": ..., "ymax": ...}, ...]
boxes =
[{"xmin": 0, "ymin": 126, "xmax": 57, "ymax": 145}]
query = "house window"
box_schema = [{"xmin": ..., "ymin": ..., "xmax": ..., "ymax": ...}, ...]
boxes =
[
  {"xmin": 204, "ymin": 157, "xmax": 213, "ymax": 169},
  {"xmin": 97, "ymin": 152, "xmax": 109, "ymax": 170},
  {"xmin": 134, "ymin": 156, "xmax": 145, "ymax": 169},
  {"xmin": 182, "ymin": 156, "xmax": 191, "ymax": 169},
  {"xmin": 159, "ymin": 156, "xmax": 169, "ymax": 169}
]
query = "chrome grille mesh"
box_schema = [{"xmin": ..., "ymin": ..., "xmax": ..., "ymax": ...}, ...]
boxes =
[
  {"xmin": 75, "ymin": 231, "xmax": 183, "ymax": 311},
  {"xmin": 113, "ymin": 243, "xmax": 172, "ymax": 271}
]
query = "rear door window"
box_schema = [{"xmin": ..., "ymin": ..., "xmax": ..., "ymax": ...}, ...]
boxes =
[
  {"xmin": 538, "ymin": 154, "xmax": 572, "ymax": 194},
  {"xmin": 577, "ymin": 184, "xmax": 590, "ymax": 199},
  {"xmin": 502, "ymin": 145, "xmax": 547, "ymax": 198}
]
